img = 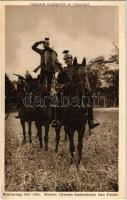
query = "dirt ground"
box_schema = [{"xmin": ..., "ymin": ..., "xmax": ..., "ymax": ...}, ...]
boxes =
[{"xmin": 5, "ymin": 109, "xmax": 118, "ymax": 192}]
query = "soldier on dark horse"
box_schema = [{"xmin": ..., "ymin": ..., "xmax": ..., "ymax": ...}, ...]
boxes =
[
  {"xmin": 54, "ymin": 50, "xmax": 99, "ymax": 130},
  {"xmin": 12, "ymin": 38, "xmax": 62, "ymax": 148},
  {"xmin": 14, "ymin": 72, "xmax": 50, "ymax": 146},
  {"xmin": 25, "ymin": 71, "xmax": 32, "ymax": 82},
  {"xmin": 15, "ymin": 73, "xmax": 32, "ymax": 117},
  {"xmin": 12, "ymin": 39, "xmax": 99, "ymax": 156},
  {"xmin": 52, "ymin": 51, "xmax": 99, "ymax": 164}
]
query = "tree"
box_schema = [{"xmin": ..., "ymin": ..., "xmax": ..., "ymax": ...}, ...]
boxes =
[{"xmin": 86, "ymin": 43, "xmax": 119, "ymax": 107}]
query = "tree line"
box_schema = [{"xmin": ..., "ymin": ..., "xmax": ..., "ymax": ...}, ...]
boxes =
[{"xmin": 5, "ymin": 44, "xmax": 119, "ymax": 108}]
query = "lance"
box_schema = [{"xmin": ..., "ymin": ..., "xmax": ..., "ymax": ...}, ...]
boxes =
[
  {"xmin": 13, "ymin": 73, "xmax": 26, "ymax": 81},
  {"xmin": 33, "ymin": 65, "xmax": 41, "ymax": 73}
]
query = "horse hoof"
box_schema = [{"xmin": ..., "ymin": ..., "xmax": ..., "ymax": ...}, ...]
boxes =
[
  {"xmin": 69, "ymin": 158, "xmax": 74, "ymax": 165},
  {"xmin": 78, "ymin": 160, "xmax": 81, "ymax": 165}
]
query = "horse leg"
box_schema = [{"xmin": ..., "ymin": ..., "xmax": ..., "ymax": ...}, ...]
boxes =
[
  {"xmin": 65, "ymin": 126, "xmax": 75, "ymax": 159},
  {"xmin": 44, "ymin": 125, "xmax": 49, "ymax": 151},
  {"xmin": 64, "ymin": 131, "xmax": 68, "ymax": 142},
  {"xmin": 39, "ymin": 127, "xmax": 42, "ymax": 149},
  {"xmin": 36, "ymin": 131, "xmax": 39, "ymax": 138},
  {"xmin": 35, "ymin": 121, "xmax": 43, "ymax": 148},
  {"xmin": 28, "ymin": 121, "xmax": 32, "ymax": 143},
  {"xmin": 20, "ymin": 119, "xmax": 26, "ymax": 144},
  {"xmin": 37, "ymin": 125, "xmax": 42, "ymax": 149},
  {"xmin": 55, "ymin": 125, "xmax": 61, "ymax": 152},
  {"xmin": 77, "ymin": 126, "xmax": 85, "ymax": 164}
]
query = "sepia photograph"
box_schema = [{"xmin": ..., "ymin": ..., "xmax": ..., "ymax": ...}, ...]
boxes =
[{"xmin": 1, "ymin": 1, "xmax": 125, "ymax": 198}]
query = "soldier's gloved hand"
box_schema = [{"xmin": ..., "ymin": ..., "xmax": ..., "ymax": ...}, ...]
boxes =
[
  {"xmin": 33, "ymin": 69, "xmax": 37, "ymax": 73},
  {"xmin": 35, "ymin": 41, "xmax": 43, "ymax": 45},
  {"xmin": 38, "ymin": 41, "xmax": 43, "ymax": 44}
]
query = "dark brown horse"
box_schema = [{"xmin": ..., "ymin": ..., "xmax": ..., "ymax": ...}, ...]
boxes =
[
  {"xmin": 17, "ymin": 77, "xmax": 41, "ymax": 144},
  {"xmin": 17, "ymin": 76, "xmax": 64, "ymax": 152},
  {"xmin": 55, "ymin": 58, "xmax": 87, "ymax": 165},
  {"xmin": 17, "ymin": 77, "xmax": 52, "ymax": 151}
]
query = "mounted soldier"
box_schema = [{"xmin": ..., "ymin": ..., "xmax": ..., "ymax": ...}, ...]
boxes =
[
  {"xmin": 25, "ymin": 71, "xmax": 32, "ymax": 82},
  {"xmin": 13, "ymin": 75, "xmax": 25, "ymax": 118},
  {"xmin": 14, "ymin": 73, "xmax": 32, "ymax": 118},
  {"xmin": 32, "ymin": 37, "xmax": 62, "ymax": 93},
  {"xmin": 55, "ymin": 50, "xmax": 99, "ymax": 129},
  {"xmin": 17, "ymin": 76, "xmax": 25, "ymax": 96}
]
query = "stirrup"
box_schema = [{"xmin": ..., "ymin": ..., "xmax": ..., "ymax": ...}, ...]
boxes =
[{"xmin": 51, "ymin": 120, "xmax": 60, "ymax": 129}]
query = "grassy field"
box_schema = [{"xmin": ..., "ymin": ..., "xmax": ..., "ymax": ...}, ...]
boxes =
[{"xmin": 5, "ymin": 109, "xmax": 118, "ymax": 192}]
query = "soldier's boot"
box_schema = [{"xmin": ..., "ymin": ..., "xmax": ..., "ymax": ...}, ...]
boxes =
[
  {"xmin": 88, "ymin": 120, "xmax": 99, "ymax": 129},
  {"xmin": 87, "ymin": 107, "xmax": 99, "ymax": 129}
]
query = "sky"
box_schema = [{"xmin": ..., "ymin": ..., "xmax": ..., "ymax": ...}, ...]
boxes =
[{"xmin": 5, "ymin": 5, "xmax": 118, "ymax": 80}]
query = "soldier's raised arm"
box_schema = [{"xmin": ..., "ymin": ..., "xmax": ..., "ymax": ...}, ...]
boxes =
[{"xmin": 31, "ymin": 41, "xmax": 43, "ymax": 54}]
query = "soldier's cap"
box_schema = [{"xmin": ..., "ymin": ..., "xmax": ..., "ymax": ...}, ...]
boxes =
[
  {"xmin": 42, "ymin": 38, "xmax": 49, "ymax": 44},
  {"xmin": 63, "ymin": 50, "xmax": 69, "ymax": 54},
  {"xmin": 63, "ymin": 50, "xmax": 72, "ymax": 60}
]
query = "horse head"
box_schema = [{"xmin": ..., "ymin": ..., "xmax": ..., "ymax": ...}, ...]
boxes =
[{"xmin": 28, "ymin": 78, "xmax": 42, "ymax": 95}]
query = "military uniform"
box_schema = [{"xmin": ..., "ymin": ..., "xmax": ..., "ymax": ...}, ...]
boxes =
[
  {"xmin": 54, "ymin": 50, "xmax": 99, "ymax": 129},
  {"xmin": 17, "ymin": 78, "xmax": 25, "ymax": 95},
  {"xmin": 32, "ymin": 38, "xmax": 61, "ymax": 91},
  {"xmin": 57, "ymin": 64, "xmax": 89, "ymax": 98}
]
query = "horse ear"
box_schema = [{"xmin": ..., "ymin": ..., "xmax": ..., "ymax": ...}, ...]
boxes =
[
  {"xmin": 82, "ymin": 57, "xmax": 86, "ymax": 67},
  {"xmin": 73, "ymin": 57, "xmax": 77, "ymax": 65}
]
